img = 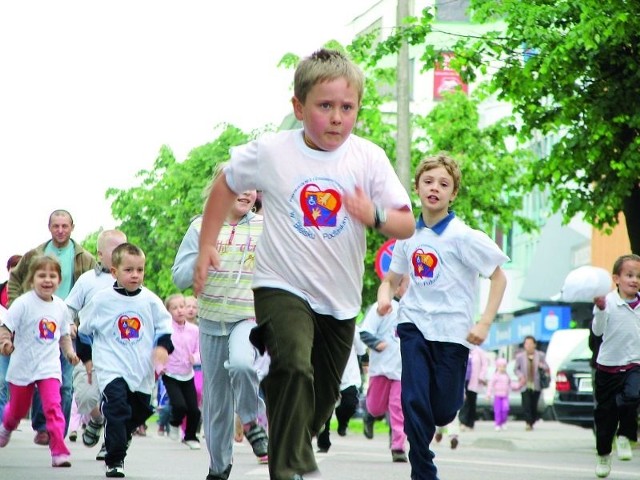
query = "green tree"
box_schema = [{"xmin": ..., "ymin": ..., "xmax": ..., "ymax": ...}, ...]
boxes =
[
  {"xmin": 376, "ymin": 1, "xmax": 640, "ymax": 253},
  {"xmin": 106, "ymin": 125, "xmax": 250, "ymax": 298},
  {"xmin": 103, "ymin": 40, "xmax": 533, "ymax": 309},
  {"xmin": 414, "ymin": 89, "xmax": 536, "ymax": 236},
  {"xmin": 81, "ymin": 230, "xmax": 100, "ymax": 259}
]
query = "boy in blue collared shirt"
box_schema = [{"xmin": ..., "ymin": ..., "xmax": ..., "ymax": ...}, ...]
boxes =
[{"xmin": 377, "ymin": 154, "xmax": 508, "ymax": 480}]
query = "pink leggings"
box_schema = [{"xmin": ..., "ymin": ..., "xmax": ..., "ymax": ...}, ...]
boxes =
[
  {"xmin": 366, "ymin": 375, "xmax": 406, "ymax": 451},
  {"xmin": 3, "ymin": 379, "xmax": 70, "ymax": 456}
]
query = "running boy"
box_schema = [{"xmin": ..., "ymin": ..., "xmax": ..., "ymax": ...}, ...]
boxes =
[
  {"xmin": 592, "ymin": 254, "xmax": 640, "ymax": 478},
  {"xmin": 377, "ymin": 154, "xmax": 508, "ymax": 480},
  {"xmin": 66, "ymin": 229, "xmax": 128, "ymax": 460},
  {"xmin": 78, "ymin": 243, "xmax": 174, "ymax": 478},
  {"xmin": 194, "ymin": 48, "xmax": 415, "ymax": 480}
]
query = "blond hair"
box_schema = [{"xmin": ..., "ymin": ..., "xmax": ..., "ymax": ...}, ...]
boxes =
[
  {"xmin": 164, "ymin": 293, "xmax": 185, "ymax": 310},
  {"xmin": 294, "ymin": 49, "xmax": 364, "ymax": 106},
  {"xmin": 414, "ymin": 153, "xmax": 462, "ymax": 195},
  {"xmin": 111, "ymin": 243, "xmax": 145, "ymax": 268}
]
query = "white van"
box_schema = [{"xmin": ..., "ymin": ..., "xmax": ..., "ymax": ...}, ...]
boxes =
[{"xmin": 542, "ymin": 328, "xmax": 590, "ymax": 410}]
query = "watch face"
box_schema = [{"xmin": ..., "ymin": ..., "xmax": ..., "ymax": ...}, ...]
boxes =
[
  {"xmin": 375, "ymin": 205, "xmax": 387, "ymax": 228},
  {"xmin": 379, "ymin": 207, "xmax": 387, "ymax": 223}
]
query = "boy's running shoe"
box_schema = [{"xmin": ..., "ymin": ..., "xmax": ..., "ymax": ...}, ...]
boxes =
[
  {"xmin": 106, "ymin": 461, "xmax": 125, "ymax": 478},
  {"xmin": 595, "ymin": 454, "xmax": 611, "ymax": 478}
]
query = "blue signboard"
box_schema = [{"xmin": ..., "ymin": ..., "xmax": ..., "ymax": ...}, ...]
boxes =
[{"xmin": 482, "ymin": 305, "xmax": 572, "ymax": 351}]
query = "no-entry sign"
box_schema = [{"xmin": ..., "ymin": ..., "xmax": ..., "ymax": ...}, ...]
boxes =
[{"xmin": 374, "ymin": 238, "xmax": 396, "ymax": 280}]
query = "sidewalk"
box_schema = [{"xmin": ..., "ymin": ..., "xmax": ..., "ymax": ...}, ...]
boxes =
[
  {"xmin": 454, "ymin": 419, "xmax": 596, "ymax": 453},
  {"xmin": 0, "ymin": 418, "xmax": 604, "ymax": 480}
]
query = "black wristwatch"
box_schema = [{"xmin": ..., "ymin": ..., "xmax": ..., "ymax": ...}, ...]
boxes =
[{"xmin": 373, "ymin": 204, "xmax": 387, "ymax": 229}]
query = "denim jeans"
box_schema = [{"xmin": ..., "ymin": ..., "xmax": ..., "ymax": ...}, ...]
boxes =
[
  {"xmin": 31, "ymin": 351, "xmax": 73, "ymax": 435},
  {"xmin": 0, "ymin": 354, "xmax": 9, "ymax": 416}
]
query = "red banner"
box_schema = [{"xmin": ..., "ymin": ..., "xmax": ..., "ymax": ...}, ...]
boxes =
[{"xmin": 433, "ymin": 52, "xmax": 468, "ymax": 100}]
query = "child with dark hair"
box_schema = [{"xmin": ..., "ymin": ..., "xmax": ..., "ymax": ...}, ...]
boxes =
[
  {"xmin": 0, "ymin": 253, "xmax": 22, "ymax": 418},
  {"xmin": 592, "ymin": 253, "xmax": 640, "ymax": 478}
]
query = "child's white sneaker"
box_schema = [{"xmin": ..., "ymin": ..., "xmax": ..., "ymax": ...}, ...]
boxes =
[
  {"xmin": 615, "ymin": 435, "xmax": 632, "ymax": 461},
  {"xmin": 52, "ymin": 455, "xmax": 72, "ymax": 467},
  {"xmin": 183, "ymin": 439, "xmax": 201, "ymax": 450},
  {"xmin": 169, "ymin": 426, "xmax": 180, "ymax": 441},
  {"xmin": 595, "ymin": 454, "xmax": 611, "ymax": 478}
]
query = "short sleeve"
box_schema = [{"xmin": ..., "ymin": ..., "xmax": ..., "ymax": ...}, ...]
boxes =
[
  {"xmin": 225, "ymin": 140, "xmax": 261, "ymax": 194},
  {"xmin": 458, "ymin": 229, "xmax": 509, "ymax": 278}
]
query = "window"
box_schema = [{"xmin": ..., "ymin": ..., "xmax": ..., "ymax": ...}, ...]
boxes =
[{"xmin": 435, "ymin": 0, "xmax": 470, "ymax": 22}]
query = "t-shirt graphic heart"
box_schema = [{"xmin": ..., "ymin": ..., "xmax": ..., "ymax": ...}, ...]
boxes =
[
  {"xmin": 412, "ymin": 249, "xmax": 438, "ymax": 278},
  {"xmin": 118, "ymin": 315, "xmax": 141, "ymax": 339},
  {"xmin": 38, "ymin": 319, "xmax": 56, "ymax": 340},
  {"xmin": 300, "ymin": 183, "xmax": 342, "ymax": 228}
]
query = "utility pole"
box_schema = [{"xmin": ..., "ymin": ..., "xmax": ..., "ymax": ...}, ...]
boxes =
[{"xmin": 396, "ymin": 0, "xmax": 411, "ymax": 191}]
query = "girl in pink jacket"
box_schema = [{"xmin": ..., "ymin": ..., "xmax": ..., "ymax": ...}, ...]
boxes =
[
  {"xmin": 486, "ymin": 358, "xmax": 515, "ymax": 431},
  {"xmin": 161, "ymin": 294, "xmax": 201, "ymax": 449}
]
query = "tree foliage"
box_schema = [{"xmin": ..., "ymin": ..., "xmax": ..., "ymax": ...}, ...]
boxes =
[
  {"xmin": 413, "ymin": 88, "xmax": 536, "ymax": 235},
  {"xmin": 99, "ymin": 36, "xmax": 536, "ymax": 310},
  {"xmin": 371, "ymin": 1, "xmax": 640, "ymax": 253},
  {"xmin": 105, "ymin": 125, "xmax": 250, "ymax": 298}
]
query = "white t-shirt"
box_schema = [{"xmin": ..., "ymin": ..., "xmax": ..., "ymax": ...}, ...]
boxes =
[
  {"xmin": 224, "ymin": 129, "xmax": 411, "ymax": 319},
  {"xmin": 592, "ymin": 289, "xmax": 640, "ymax": 367},
  {"xmin": 340, "ymin": 326, "xmax": 367, "ymax": 390},
  {"xmin": 4, "ymin": 291, "xmax": 71, "ymax": 385},
  {"xmin": 391, "ymin": 216, "xmax": 509, "ymax": 348},
  {"xmin": 78, "ymin": 287, "xmax": 173, "ymax": 394},
  {"xmin": 66, "ymin": 268, "xmax": 115, "ymax": 313},
  {"xmin": 360, "ymin": 300, "xmax": 403, "ymax": 380}
]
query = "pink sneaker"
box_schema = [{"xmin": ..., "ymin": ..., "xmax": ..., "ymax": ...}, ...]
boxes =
[
  {"xmin": 258, "ymin": 455, "xmax": 269, "ymax": 465},
  {"xmin": 52, "ymin": 455, "xmax": 72, "ymax": 467},
  {"xmin": 0, "ymin": 424, "xmax": 11, "ymax": 448}
]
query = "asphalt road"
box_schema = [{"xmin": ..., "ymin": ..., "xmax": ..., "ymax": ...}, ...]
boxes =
[{"xmin": 1, "ymin": 419, "xmax": 638, "ymax": 479}]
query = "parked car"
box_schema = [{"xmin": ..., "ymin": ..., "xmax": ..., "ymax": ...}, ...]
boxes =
[{"xmin": 552, "ymin": 338, "xmax": 594, "ymax": 429}]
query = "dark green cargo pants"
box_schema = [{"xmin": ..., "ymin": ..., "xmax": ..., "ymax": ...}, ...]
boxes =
[{"xmin": 251, "ymin": 288, "xmax": 355, "ymax": 480}]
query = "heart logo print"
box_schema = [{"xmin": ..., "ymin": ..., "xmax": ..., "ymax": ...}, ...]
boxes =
[
  {"xmin": 118, "ymin": 314, "xmax": 141, "ymax": 339},
  {"xmin": 300, "ymin": 183, "xmax": 342, "ymax": 228},
  {"xmin": 412, "ymin": 249, "xmax": 438, "ymax": 278},
  {"xmin": 38, "ymin": 319, "xmax": 57, "ymax": 340}
]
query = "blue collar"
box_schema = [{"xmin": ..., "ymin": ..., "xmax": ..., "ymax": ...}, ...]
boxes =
[{"xmin": 416, "ymin": 211, "xmax": 456, "ymax": 235}]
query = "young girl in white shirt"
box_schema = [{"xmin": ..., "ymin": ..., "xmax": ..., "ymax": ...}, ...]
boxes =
[{"xmin": 0, "ymin": 255, "xmax": 79, "ymax": 467}]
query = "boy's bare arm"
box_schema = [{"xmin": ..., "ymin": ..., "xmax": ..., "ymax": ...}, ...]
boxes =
[
  {"xmin": 379, "ymin": 207, "xmax": 415, "ymax": 240},
  {"xmin": 193, "ymin": 174, "xmax": 239, "ymax": 295},
  {"xmin": 59, "ymin": 334, "xmax": 80, "ymax": 365},
  {"xmin": 377, "ymin": 271, "xmax": 403, "ymax": 315},
  {"xmin": 467, "ymin": 266, "xmax": 507, "ymax": 345},
  {"xmin": 153, "ymin": 345, "xmax": 170, "ymax": 377},
  {"xmin": 343, "ymin": 187, "xmax": 415, "ymax": 240}
]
